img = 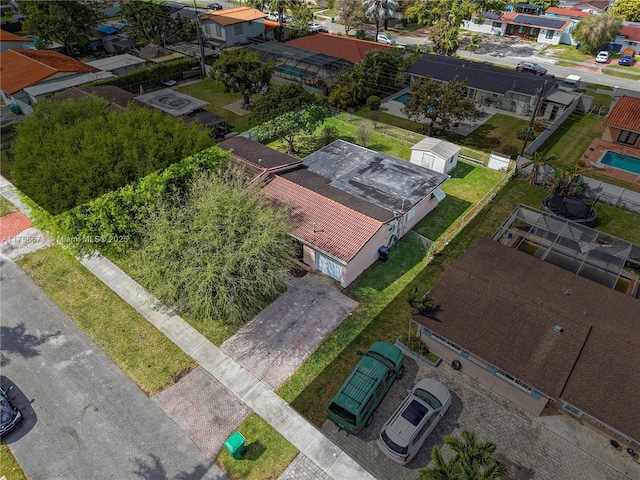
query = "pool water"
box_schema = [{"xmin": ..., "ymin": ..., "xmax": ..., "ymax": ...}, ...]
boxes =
[
  {"xmin": 600, "ymin": 150, "xmax": 640, "ymax": 175},
  {"xmin": 394, "ymin": 93, "xmax": 411, "ymax": 104}
]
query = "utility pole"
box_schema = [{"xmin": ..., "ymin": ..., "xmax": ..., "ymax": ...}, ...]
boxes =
[
  {"xmin": 193, "ymin": 0, "xmax": 207, "ymax": 78},
  {"xmin": 520, "ymin": 80, "xmax": 547, "ymax": 159}
]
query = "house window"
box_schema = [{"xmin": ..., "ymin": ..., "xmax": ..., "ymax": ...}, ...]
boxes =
[
  {"xmin": 530, "ymin": 27, "xmax": 539, "ymax": 36},
  {"xmin": 492, "ymin": 21, "xmax": 502, "ymax": 27},
  {"xmin": 473, "ymin": 18, "xmax": 483, "ymax": 24},
  {"xmin": 215, "ymin": 24, "xmax": 222, "ymax": 37},
  {"xmin": 406, "ymin": 207, "xmax": 415, "ymax": 221},
  {"xmin": 545, "ymin": 29, "xmax": 554, "ymax": 39},
  {"xmin": 234, "ymin": 24, "xmax": 242, "ymax": 35},
  {"xmin": 617, "ymin": 130, "xmax": 639, "ymax": 146},
  {"xmin": 519, "ymin": 25, "xmax": 526, "ymax": 34}
]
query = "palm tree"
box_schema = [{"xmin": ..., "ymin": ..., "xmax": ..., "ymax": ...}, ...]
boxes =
[
  {"xmin": 408, "ymin": 287, "xmax": 435, "ymax": 316},
  {"xmin": 362, "ymin": 0, "xmax": 399, "ymax": 39},
  {"xmin": 419, "ymin": 431, "xmax": 508, "ymax": 480},
  {"xmin": 520, "ymin": 150, "xmax": 556, "ymax": 185}
]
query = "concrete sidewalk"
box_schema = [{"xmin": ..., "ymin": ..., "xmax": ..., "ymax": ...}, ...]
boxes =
[{"xmin": 81, "ymin": 254, "xmax": 375, "ymax": 480}]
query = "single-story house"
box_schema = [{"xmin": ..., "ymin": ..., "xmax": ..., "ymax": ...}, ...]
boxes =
[
  {"xmin": 544, "ymin": 7, "xmax": 590, "ymax": 20},
  {"xmin": 462, "ymin": 11, "xmax": 575, "ymax": 45},
  {"xmin": 406, "ymin": 55, "xmax": 555, "ymax": 116},
  {"xmin": 603, "ymin": 96, "xmax": 640, "ymax": 150},
  {"xmin": 0, "ymin": 49, "xmax": 112, "ymax": 114},
  {"xmin": 86, "ymin": 54, "xmax": 149, "ymax": 76},
  {"xmin": 220, "ymin": 137, "xmax": 449, "ymax": 286},
  {"xmin": 51, "ymin": 85, "xmax": 144, "ymax": 109},
  {"xmin": 414, "ymin": 205, "xmax": 640, "ymax": 444},
  {"xmin": 410, "ymin": 137, "xmax": 460, "ymax": 174},
  {"xmin": 558, "ymin": 0, "xmax": 610, "ymax": 14},
  {"xmin": 610, "ymin": 22, "xmax": 640, "ymax": 55},
  {"xmin": 540, "ymin": 90, "xmax": 580, "ymax": 121},
  {"xmin": 286, "ymin": 33, "xmax": 393, "ymax": 64},
  {"xmin": 199, "ymin": 7, "xmax": 268, "ymax": 49}
]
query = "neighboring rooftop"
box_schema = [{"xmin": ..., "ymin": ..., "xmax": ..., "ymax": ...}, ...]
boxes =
[
  {"xmin": 501, "ymin": 11, "xmax": 572, "ymax": 30},
  {"xmin": 604, "ymin": 96, "xmax": 640, "ymax": 134},
  {"xmin": 86, "ymin": 54, "xmax": 148, "ymax": 72},
  {"xmin": 200, "ymin": 6, "xmax": 267, "ymax": 25},
  {"xmin": 412, "ymin": 137, "xmax": 460, "ymax": 159},
  {"xmin": 262, "ymin": 175, "xmax": 383, "ymax": 263},
  {"xmin": 407, "ymin": 55, "xmax": 554, "ymax": 97},
  {"xmin": 219, "ymin": 136, "xmax": 302, "ymax": 171},
  {"xmin": 135, "ymin": 88, "xmax": 208, "ymax": 116},
  {"xmin": 0, "ymin": 30, "xmax": 26, "ymax": 42},
  {"xmin": 51, "ymin": 85, "xmax": 143, "ymax": 109},
  {"xmin": 545, "ymin": 7, "xmax": 590, "ymax": 18},
  {"xmin": 618, "ymin": 23, "xmax": 640, "ymax": 43},
  {"xmin": 414, "ymin": 235, "xmax": 640, "ymax": 442},
  {"xmin": 0, "ymin": 49, "xmax": 99, "ymax": 95},
  {"xmin": 286, "ymin": 33, "xmax": 392, "ymax": 64},
  {"xmin": 302, "ymin": 140, "xmax": 449, "ymax": 215}
]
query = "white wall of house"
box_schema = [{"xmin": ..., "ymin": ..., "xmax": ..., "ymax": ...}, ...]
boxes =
[
  {"xmin": 202, "ymin": 20, "xmax": 265, "ymax": 47},
  {"xmin": 202, "ymin": 21, "xmax": 227, "ymax": 43},
  {"xmin": 536, "ymin": 28, "xmax": 562, "ymax": 45},
  {"xmin": 613, "ymin": 34, "xmax": 640, "ymax": 54},
  {"xmin": 461, "ymin": 19, "xmax": 506, "ymax": 36}
]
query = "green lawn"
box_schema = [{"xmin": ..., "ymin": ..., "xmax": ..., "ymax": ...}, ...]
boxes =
[
  {"xmin": 17, "ymin": 245, "xmax": 196, "ymax": 396},
  {"xmin": 176, "ymin": 80, "xmax": 252, "ymax": 133},
  {"xmin": 443, "ymin": 114, "xmax": 528, "ymax": 156},
  {"xmin": 216, "ymin": 414, "xmax": 298, "ymax": 480},
  {"xmin": 0, "ymin": 443, "xmax": 27, "ymax": 480},
  {"xmin": 539, "ymin": 112, "xmax": 605, "ymax": 166},
  {"xmin": 602, "ymin": 67, "xmax": 640, "ymax": 80},
  {"xmin": 541, "ymin": 44, "xmax": 592, "ymax": 62},
  {"xmin": 0, "ymin": 195, "xmax": 16, "ymax": 216}
]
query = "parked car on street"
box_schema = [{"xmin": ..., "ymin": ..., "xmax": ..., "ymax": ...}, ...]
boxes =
[
  {"xmin": 516, "ymin": 62, "xmax": 547, "ymax": 75},
  {"xmin": 207, "ymin": 2, "xmax": 223, "ymax": 10},
  {"xmin": 618, "ymin": 54, "xmax": 635, "ymax": 66},
  {"xmin": 377, "ymin": 378, "xmax": 451, "ymax": 464},
  {"xmin": 309, "ymin": 22, "xmax": 322, "ymax": 33},
  {"xmin": 0, "ymin": 386, "xmax": 22, "ymax": 437},
  {"xmin": 377, "ymin": 33, "xmax": 395, "ymax": 45},
  {"xmin": 595, "ymin": 51, "xmax": 610, "ymax": 63}
]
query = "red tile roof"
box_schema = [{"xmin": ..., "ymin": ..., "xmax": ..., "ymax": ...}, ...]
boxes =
[
  {"xmin": 262, "ymin": 175, "xmax": 383, "ymax": 262},
  {"xmin": 0, "ymin": 49, "xmax": 99, "ymax": 95},
  {"xmin": 286, "ymin": 33, "xmax": 392, "ymax": 64},
  {"xmin": 604, "ymin": 96, "xmax": 640, "ymax": 134},
  {"xmin": 0, "ymin": 30, "xmax": 26, "ymax": 42},
  {"xmin": 200, "ymin": 7, "xmax": 267, "ymax": 26},
  {"xmin": 619, "ymin": 24, "xmax": 640, "ymax": 42},
  {"xmin": 544, "ymin": 7, "xmax": 590, "ymax": 18}
]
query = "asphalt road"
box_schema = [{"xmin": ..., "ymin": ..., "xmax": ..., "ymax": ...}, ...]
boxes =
[{"xmin": 0, "ymin": 256, "xmax": 226, "ymax": 480}]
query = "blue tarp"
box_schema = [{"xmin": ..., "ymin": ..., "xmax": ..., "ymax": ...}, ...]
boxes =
[{"xmin": 97, "ymin": 25, "xmax": 118, "ymax": 35}]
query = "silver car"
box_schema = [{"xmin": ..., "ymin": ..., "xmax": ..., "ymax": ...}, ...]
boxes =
[{"xmin": 377, "ymin": 378, "xmax": 451, "ymax": 464}]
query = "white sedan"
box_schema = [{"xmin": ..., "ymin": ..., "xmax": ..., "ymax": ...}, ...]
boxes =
[
  {"xmin": 595, "ymin": 51, "xmax": 610, "ymax": 63},
  {"xmin": 309, "ymin": 22, "xmax": 322, "ymax": 33},
  {"xmin": 377, "ymin": 33, "xmax": 395, "ymax": 45}
]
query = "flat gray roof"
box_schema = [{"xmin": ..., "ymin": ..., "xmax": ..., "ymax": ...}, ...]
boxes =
[
  {"xmin": 302, "ymin": 140, "xmax": 449, "ymax": 214},
  {"xmin": 135, "ymin": 88, "xmax": 208, "ymax": 116},
  {"xmin": 87, "ymin": 54, "xmax": 148, "ymax": 71}
]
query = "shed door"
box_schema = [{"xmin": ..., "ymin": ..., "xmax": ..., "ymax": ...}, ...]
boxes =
[
  {"xmin": 317, "ymin": 253, "xmax": 342, "ymax": 282},
  {"xmin": 421, "ymin": 153, "xmax": 435, "ymax": 169}
]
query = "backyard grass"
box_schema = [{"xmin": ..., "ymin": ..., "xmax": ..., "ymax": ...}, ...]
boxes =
[
  {"xmin": 0, "ymin": 443, "xmax": 27, "ymax": 480},
  {"xmin": 17, "ymin": 245, "xmax": 196, "ymax": 396},
  {"xmin": 539, "ymin": 112, "xmax": 605, "ymax": 166},
  {"xmin": 216, "ymin": 414, "xmax": 298, "ymax": 480},
  {"xmin": 443, "ymin": 114, "xmax": 528, "ymax": 156},
  {"xmin": 0, "ymin": 195, "xmax": 16, "ymax": 216},
  {"xmin": 176, "ymin": 80, "xmax": 251, "ymax": 133},
  {"xmin": 541, "ymin": 44, "xmax": 592, "ymax": 62}
]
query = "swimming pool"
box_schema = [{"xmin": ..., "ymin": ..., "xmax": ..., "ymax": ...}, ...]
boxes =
[
  {"xmin": 394, "ymin": 92, "xmax": 411, "ymax": 104},
  {"xmin": 599, "ymin": 150, "xmax": 640, "ymax": 175}
]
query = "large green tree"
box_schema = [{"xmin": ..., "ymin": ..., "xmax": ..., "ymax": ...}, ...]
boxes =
[
  {"xmin": 611, "ymin": 0, "xmax": 640, "ymax": 23},
  {"xmin": 120, "ymin": 0, "xmax": 174, "ymax": 44},
  {"xmin": 403, "ymin": 76, "xmax": 480, "ymax": 135},
  {"xmin": 335, "ymin": 0, "xmax": 367, "ymax": 35},
  {"xmin": 12, "ymin": 97, "xmax": 212, "ymax": 215},
  {"xmin": 132, "ymin": 169, "xmax": 295, "ymax": 325},
  {"xmin": 419, "ymin": 431, "xmax": 508, "ymax": 480},
  {"xmin": 210, "ymin": 49, "xmax": 274, "ymax": 107},
  {"xmin": 573, "ymin": 12, "xmax": 624, "ymax": 54},
  {"xmin": 18, "ymin": 0, "xmax": 104, "ymax": 51},
  {"xmin": 253, "ymin": 104, "xmax": 330, "ymax": 153},
  {"xmin": 249, "ymin": 83, "xmax": 323, "ymax": 126}
]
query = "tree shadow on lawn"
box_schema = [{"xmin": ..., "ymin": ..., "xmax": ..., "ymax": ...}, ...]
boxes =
[
  {"xmin": 444, "ymin": 123, "xmax": 502, "ymax": 151},
  {"xmin": 449, "ymin": 162, "xmax": 477, "ymax": 179},
  {"xmin": 412, "ymin": 196, "xmax": 472, "ymax": 240}
]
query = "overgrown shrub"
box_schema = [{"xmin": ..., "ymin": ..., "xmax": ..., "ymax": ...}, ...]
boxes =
[
  {"xmin": 366, "ymin": 95, "xmax": 381, "ymax": 110},
  {"xmin": 89, "ymin": 57, "xmax": 198, "ymax": 91},
  {"xmin": 320, "ymin": 125, "xmax": 339, "ymax": 146},
  {"xmin": 355, "ymin": 29, "xmax": 367, "ymax": 40}
]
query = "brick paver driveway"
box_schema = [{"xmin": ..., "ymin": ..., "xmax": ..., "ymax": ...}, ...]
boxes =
[
  {"xmin": 221, "ymin": 273, "xmax": 357, "ymax": 390},
  {"xmin": 322, "ymin": 350, "xmax": 635, "ymax": 480}
]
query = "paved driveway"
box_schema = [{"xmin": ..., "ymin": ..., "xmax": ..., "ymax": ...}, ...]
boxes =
[
  {"xmin": 221, "ymin": 273, "xmax": 357, "ymax": 390},
  {"xmin": 321, "ymin": 348, "xmax": 636, "ymax": 480},
  {"xmin": 0, "ymin": 257, "xmax": 226, "ymax": 480}
]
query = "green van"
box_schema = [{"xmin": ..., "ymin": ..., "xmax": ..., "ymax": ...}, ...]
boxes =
[{"xmin": 327, "ymin": 341, "xmax": 404, "ymax": 434}]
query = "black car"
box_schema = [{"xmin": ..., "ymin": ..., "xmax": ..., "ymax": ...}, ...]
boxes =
[
  {"xmin": 516, "ymin": 61, "xmax": 548, "ymax": 75},
  {"xmin": 0, "ymin": 386, "xmax": 22, "ymax": 437},
  {"xmin": 207, "ymin": 3, "xmax": 223, "ymax": 10}
]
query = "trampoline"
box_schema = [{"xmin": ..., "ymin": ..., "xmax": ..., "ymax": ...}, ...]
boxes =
[{"xmin": 541, "ymin": 195, "xmax": 597, "ymax": 224}]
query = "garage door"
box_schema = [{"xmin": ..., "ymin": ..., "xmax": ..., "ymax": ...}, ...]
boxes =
[{"xmin": 317, "ymin": 253, "xmax": 342, "ymax": 282}]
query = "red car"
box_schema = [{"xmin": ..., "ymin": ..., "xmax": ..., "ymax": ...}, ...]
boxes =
[{"xmin": 516, "ymin": 62, "xmax": 548, "ymax": 75}]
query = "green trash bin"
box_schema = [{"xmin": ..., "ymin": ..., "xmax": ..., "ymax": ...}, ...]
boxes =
[
  {"xmin": 330, "ymin": 17, "xmax": 334, "ymax": 23},
  {"xmin": 224, "ymin": 431, "xmax": 246, "ymax": 460},
  {"xmin": 8, "ymin": 104, "xmax": 21, "ymax": 115}
]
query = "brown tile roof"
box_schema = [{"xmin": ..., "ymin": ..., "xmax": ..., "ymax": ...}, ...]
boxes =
[
  {"xmin": 51, "ymin": 85, "xmax": 143, "ymax": 109},
  {"xmin": 278, "ymin": 167, "xmax": 395, "ymax": 223},
  {"xmin": 544, "ymin": 7, "xmax": 590, "ymax": 18},
  {"xmin": 605, "ymin": 96, "xmax": 640, "ymax": 134},
  {"xmin": 200, "ymin": 7, "xmax": 267, "ymax": 26},
  {"xmin": 0, "ymin": 49, "xmax": 99, "ymax": 95},
  {"xmin": 219, "ymin": 136, "xmax": 302, "ymax": 171},
  {"xmin": 415, "ymin": 238, "xmax": 640, "ymax": 440},
  {"xmin": 0, "ymin": 30, "xmax": 26, "ymax": 42},
  {"xmin": 262, "ymin": 175, "xmax": 383, "ymax": 262},
  {"xmin": 619, "ymin": 24, "xmax": 640, "ymax": 42},
  {"xmin": 286, "ymin": 33, "xmax": 392, "ymax": 64}
]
